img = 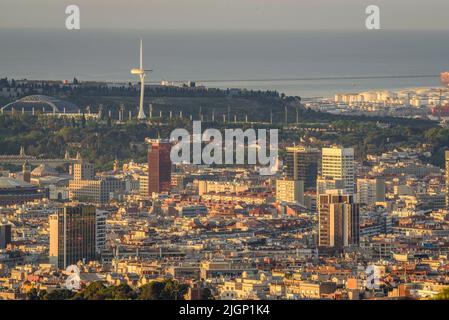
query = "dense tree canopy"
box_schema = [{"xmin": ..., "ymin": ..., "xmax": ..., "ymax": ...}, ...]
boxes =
[
  {"xmin": 0, "ymin": 110, "xmax": 444, "ymax": 171},
  {"xmin": 25, "ymin": 280, "xmax": 196, "ymax": 301}
]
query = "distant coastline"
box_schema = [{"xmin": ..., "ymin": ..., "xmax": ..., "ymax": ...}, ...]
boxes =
[{"xmin": 0, "ymin": 29, "xmax": 447, "ymax": 97}]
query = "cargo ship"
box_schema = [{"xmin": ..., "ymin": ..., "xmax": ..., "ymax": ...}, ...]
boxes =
[{"xmin": 441, "ymin": 72, "xmax": 449, "ymax": 87}]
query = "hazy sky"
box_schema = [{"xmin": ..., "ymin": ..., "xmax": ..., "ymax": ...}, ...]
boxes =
[{"xmin": 1, "ymin": 0, "xmax": 449, "ymax": 31}]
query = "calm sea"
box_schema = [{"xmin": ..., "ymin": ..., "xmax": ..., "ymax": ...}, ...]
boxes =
[{"xmin": 0, "ymin": 29, "xmax": 448, "ymax": 97}]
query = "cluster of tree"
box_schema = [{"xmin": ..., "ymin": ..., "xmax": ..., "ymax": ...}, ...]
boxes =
[
  {"xmin": 0, "ymin": 77, "xmax": 279, "ymax": 100},
  {"xmin": 0, "ymin": 114, "xmax": 156, "ymax": 171},
  {"xmin": 299, "ymin": 108, "xmax": 435, "ymax": 129},
  {"xmin": 423, "ymin": 127, "xmax": 449, "ymax": 167},
  {"xmin": 0, "ymin": 105, "xmax": 444, "ymax": 171},
  {"xmin": 25, "ymin": 280, "xmax": 212, "ymax": 301}
]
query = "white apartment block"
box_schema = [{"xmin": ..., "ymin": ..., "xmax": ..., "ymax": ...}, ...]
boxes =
[{"xmin": 322, "ymin": 147, "xmax": 355, "ymax": 195}]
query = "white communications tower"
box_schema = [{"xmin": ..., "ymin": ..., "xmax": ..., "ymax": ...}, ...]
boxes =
[{"xmin": 131, "ymin": 39, "xmax": 152, "ymax": 120}]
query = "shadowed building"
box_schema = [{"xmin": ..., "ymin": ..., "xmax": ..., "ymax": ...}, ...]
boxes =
[
  {"xmin": 0, "ymin": 177, "xmax": 44, "ymax": 206},
  {"xmin": 356, "ymin": 177, "xmax": 386, "ymax": 206},
  {"xmin": 285, "ymin": 146, "xmax": 320, "ymax": 191},
  {"xmin": 0, "ymin": 223, "xmax": 12, "ymax": 250},
  {"xmin": 49, "ymin": 204, "xmax": 97, "ymax": 269}
]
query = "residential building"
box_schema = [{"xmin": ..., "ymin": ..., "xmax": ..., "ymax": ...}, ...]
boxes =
[
  {"xmin": 276, "ymin": 179, "xmax": 304, "ymax": 204},
  {"xmin": 318, "ymin": 190, "xmax": 359, "ymax": 251},
  {"xmin": 356, "ymin": 178, "xmax": 386, "ymax": 206},
  {"xmin": 322, "ymin": 147, "xmax": 355, "ymax": 195},
  {"xmin": 198, "ymin": 180, "xmax": 249, "ymax": 196}
]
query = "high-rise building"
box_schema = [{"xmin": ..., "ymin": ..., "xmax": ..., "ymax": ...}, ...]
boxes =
[
  {"xmin": 95, "ymin": 210, "xmax": 107, "ymax": 254},
  {"xmin": 356, "ymin": 177, "xmax": 386, "ymax": 206},
  {"xmin": 446, "ymin": 151, "xmax": 449, "ymax": 209},
  {"xmin": 321, "ymin": 147, "xmax": 355, "ymax": 195},
  {"xmin": 318, "ymin": 190, "xmax": 359, "ymax": 251},
  {"xmin": 285, "ymin": 146, "xmax": 320, "ymax": 190},
  {"xmin": 0, "ymin": 223, "xmax": 12, "ymax": 250},
  {"xmin": 147, "ymin": 138, "xmax": 172, "ymax": 195},
  {"xmin": 49, "ymin": 204, "xmax": 97, "ymax": 269},
  {"xmin": 276, "ymin": 179, "xmax": 304, "ymax": 204}
]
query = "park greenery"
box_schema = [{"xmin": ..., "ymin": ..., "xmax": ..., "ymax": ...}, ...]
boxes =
[
  {"xmin": 0, "ymin": 105, "xmax": 445, "ymax": 172},
  {"xmin": 25, "ymin": 280, "xmax": 211, "ymax": 300}
]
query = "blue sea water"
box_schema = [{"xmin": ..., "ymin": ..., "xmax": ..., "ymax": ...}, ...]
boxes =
[{"xmin": 0, "ymin": 29, "xmax": 448, "ymax": 97}]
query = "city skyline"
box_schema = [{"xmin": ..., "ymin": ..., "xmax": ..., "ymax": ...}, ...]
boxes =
[{"xmin": 2, "ymin": 0, "xmax": 449, "ymax": 306}]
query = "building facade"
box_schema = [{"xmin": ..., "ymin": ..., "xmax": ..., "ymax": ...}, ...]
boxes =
[
  {"xmin": 318, "ymin": 190, "xmax": 359, "ymax": 251},
  {"xmin": 0, "ymin": 223, "xmax": 12, "ymax": 250},
  {"xmin": 446, "ymin": 150, "xmax": 449, "ymax": 209},
  {"xmin": 0, "ymin": 177, "xmax": 44, "ymax": 206},
  {"xmin": 276, "ymin": 179, "xmax": 304, "ymax": 205},
  {"xmin": 73, "ymin": 161, "xmax": 95, "ymax": 180},
  {"xmin": 284, "ymin": 146, "xmax": 320, "ymax": 191},
  {"xmin": 147, "ymin": 138, "xmax": 172, "ymax": 195},
  {"xmin": 356, "ymin": 178, "xmax": 386, "ymax": 206},
  {"xmin": 198, "ymin": 180, "xmax": 249, "ymax": 196},
  {"xmin": 321, "ymin": 147, "xmax": 355, "ymax": 195},
  {"xmin": 49, "ymin": 204, "xmax": 97, "ymax": 269},
  {"xmin": 69, "ymin": 177, "xmax": 123, "ymax": 203},
  {"xmin": 317, "ymin": 177, "xmax": 345, "ymax": 197},
  {"xmin": 95, "ymin": 210, "xmax": 107, "ymax": 254},
  {"xmin": 68, "ymin": 158, "xmax": 123, "ymax": 203}
]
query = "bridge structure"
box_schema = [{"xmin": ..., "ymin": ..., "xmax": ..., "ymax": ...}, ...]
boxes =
[{"xmin": 0, "ymin": 147, "xmax": 81, "ymax": 165}]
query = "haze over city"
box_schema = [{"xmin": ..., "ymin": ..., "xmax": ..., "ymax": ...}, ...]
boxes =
[
  {"xmin": 2, "ymin": 0, "xmax": 449, "ymax": 31},
  {"xmin": 1, "ymin": 0, "xmax": 449, "ymax": 308}
]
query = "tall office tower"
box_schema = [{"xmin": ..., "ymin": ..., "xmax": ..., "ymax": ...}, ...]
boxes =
[
  {"xmin": 446, "ymin": 151, "xmax": 449, "ymax": 209},
  {"xmin": 49, "ymin": 204, "xmax": 96, "ymax": 269},
  {"xmin": 318, "ymin": 190, "xmax": 359, "ymax": 251},
  {"xmin": 356, "ymin": 177, "xmax": 386, "ymax": 206},
  {"xmin": 276, "ymin": 179, "xmax": 304, "ymax": 205},
  {"xmin": 0, "ymin": 223, "xmax": 12, "ymax": 249},
  {"xmin": 321, "ymin": 147, "xmax": 355, "ymax": 195},
  {"xmin": 285, "ymin": 146, "xmax": 321, "ymax": 190},
  {"xmin": 147, "ymin": 138, "xmax": 172, "ymax": 196}
]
